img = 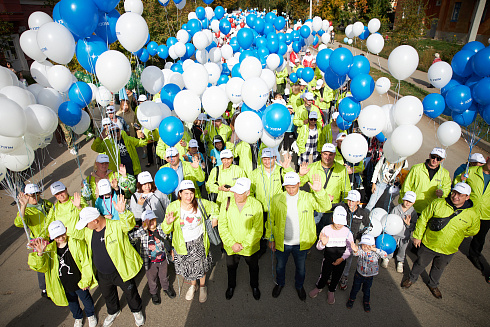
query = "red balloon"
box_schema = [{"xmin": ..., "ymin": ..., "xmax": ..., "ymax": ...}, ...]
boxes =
[
  {"xmin": 231, "ymin": 23, "xmax": 236, "ymax": 28},
  {"xmin": 240, "ymin": 22, "xmax": 245, "ymax": 28},
  {"xmin": 329, "ymin": 21, "xmax": 333, "ymax": 26},
  {"xmin": 229, "ymin": 18, "xmax": 233, "ymax": 23}
]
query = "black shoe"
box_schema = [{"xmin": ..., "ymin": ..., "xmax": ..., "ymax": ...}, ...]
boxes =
[
  {"xmin": 363, "ymin": 302, "xmax": 371, "ymax": 312},
  {"xmin": 272, "ymin": 284, "xmax": 283, "ymax": 298},
  {"xmin": 151, "ymin": 293, "xmax": 161, "ymax": 305},
  {"xmin": 225, "ymin": 287, "xmax": 235, "ymax": 300},
  {"xmin": 467, "ymin": 255, "xmax": 483, "ymax": 271},
  {"xmin": 41, "ymin": 290, "xmax": 48, "ymax": 298},
  {"xmin": 252, "ymin": 287, "xmax": 261, "ymax": 300},
  {"xmin": 163, "ymin": 287, "xmax": 176, "ymax": 299},
  {"xmin": 296, "ymin": 287, "xmax": 306, "ymax": 301}
]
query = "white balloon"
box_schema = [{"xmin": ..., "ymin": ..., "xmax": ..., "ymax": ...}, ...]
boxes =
[
  {"xmin": 388, "ymin": 45, "xmax": 419, "ymax": 80},
  {"xmin": 188, "ymin": 12, "xmax": 197, "ymax": 20},
  {"xmin": 0, "ymin": 86, "xmax": 34, "ymax": 109},
  {"xmin": 195, "ymin": 49, "xmax": 209, "ymax": 64},
  {"xmin": 168, "ymin": 45, "xmax": 178, "ymax": 60},
  {"xmin": 20, "ymin": 30, "xmax": 46, "ymax": 62},
  {"xmin": 30, "ymin": 60, "xmax": 53, "ymax": 87},
  {"xmin": 0, "ymin": 135, "xmax": 24, "ymax": 154},
  {"xmin": 322, "ymin": 20, "xmax": 330, "ymax": 31},
  {"xmin": 203, "ymin": 30, "xmax": 213, "ymax": 44},
  {"xmin": 366, "ymin": 218, "xmax": 382, "ymax": 237},
  {"xmin": 393, "ymin": 96, "xmax": 423, "ymax": 126},
  {"xmin": 202, "ymin": 86, "xmax": 228, "ymax": 118},
  {"xmin": 345, "ymin": 25, "xmax": 354, "ymax": 39},
  {"xmin": 352, "ymin": 22, "xmax": 364, "ymax": 37},
  {"xmin": 221, "ymin": 44, "xmax": 233, "ymax": 60},
  {"xmin": 241, "ymin": 77, "xmax": 269, "ymax": 110},
  {"xmin": 208, "ymin": 47, "xmax": 222, "ymax": 63},
  {"xmin": 27, "ymin": 84, "xmax": 44, "ymax": 100},
  {"xmin": 24, "ymin": 133, "xmax": 43, "ymax": 150},
  {"xmin": 366, "ymin": 33, "xmax": 384, "ymax": 55},
  {"xmin": 261, "ymin": 130, "xmax": 283, "ymax": 148},
  {"xmin": 341, "ymin": 133, "xmax": 368, "ymax": 164},
  {"xmin": 428, "ymin": 61, "xmax": 452, "ymax": 89},
  {"xmin": 380, "ymin": 214, "xmax": 404, "ymax": 235},
  {"xmin": 235, "ymin": 111, "xmax": 263, "ymax": 144},
  {"xmin": 370, "ymin": 208, "xmax": 388, "ymax": 222},
  {"xmin": 358, "ymin": 105, "xmax": 386, "ymax": 137},
  {"xmin": 226, "ymin": 77, "xmax": 244, "ymax": 104},
  {"xmin": 266, "ymin": 54, "xmax": 280, "ymax": 71},
  {"xmin": 383, "ymin": 138, "xmax": 406, "ymax": 164},
  {"xmin": 437, "ymin": 121, "xmax": 461, "ymax": 147},
  {"xmin": 0, "ymin": 67, "xmax": 16, "ymax": 90},
  {"xmin": 368, "ymin": 18, "xmax": 381, "ymax": 33},
  {"xmin": 141, "ymin": 66, "xmax": 165, "ymax": 95},
  {"xmin": 391, "ymin": 125, "xmax": 423, "ymax": 157},
  {"xmin": 204, "ymin": 62, "xmax": 221, "ymax": 85},
  {"xmin": 87, "ymin": 83, "xmax": 97, "ymax": 101},
  {"xmin": 124, "ymin": 0, "xmax": 144, "ymax": 15},
  {"xmin": 37, "ymin": 88, "xmax": 63, "ymax": 113},
  {"xmin": 381, "ymin": 104, "xmax": 396, "ymax": 137},
  {"xmin": 211, "ymin": 20, "xmax": 220, "ymax": 33},
  {"xmin": 2, "ymin": 144, "xmax": 35, "ymax": 171},
  {"xmin": 161, "ymin": 68, "xmax": 174, "ymax": 85},
  {"xmin": 193, "ymin": 31, "xmax": 209, "ymax": 50},
  {"xmin": 164, "ymin": 62, "xmax": 174, "ymax": 70},
  {"xmin": 205, "ymin": 6, "xmax": 214, "ymax": 20},
  {"xmin": 312, "ymin": 17, "xmax": 323, "ymax": 32},
  {"xmin": 47, "ymin": 65, "xmax": 73, "ymax": 93},
  {"xmin": 96, "ymin": 50, "xmax": 131, "ymax": 93},
  {"xmin": 116, "ymin": 12, "xmax": 149, "ymax": 52},
  {"xmin": 24, "ymin": 104, "xmax": 58, "ymax": 137},
  {"xmin": 175, "ymin": 0, "xmax": 186, "ymax": 10},
  {"xmin": 176, "ymin": 29, "xmax": 189, "ymax": 43},
  {"xmin": 7, "ymin": 69, "xmax": 19, "ymax": 87},
  {"xmin": 0, "ymin": 161, "xmax": 6, "ymax": 183},
  {"xmin": 137, "ymin": 101, "xmax": 167, "ymax": 130},
  {"xmin": 40, "ymin": 133, "xmax": 53, "ymax": 148},
  {"xmin": 72, "ymin": 110, "xmax": 91, "ymax": 134},
  {"xmin": 28, "ymin": 11, "xmax": 53, "ymax": 30},
  {"xmin": 173, "ymin": 90, "xmax": 201, "ymax": 123},
  {"xmin": 321, "ymin": 33, "xmax": 331, "ymax": 45},
  {"xmin": 174, "ymin": 42, "xmax": 187, "ymax": 58},
  {"xmin": 96, "ymin": 86, "xmax": 112, "ymax": 107},
  {"xmin": 260, "ymin": 69, "xmax": 276, "ymax": 91},
  {"xmin": 375, "ymin": 77, "xmax": 391, "ymax": 95},
  {"xmin": 183, "ymin": 63, "xmax": 209, "ymax": 95},
  {"xmin": 182, "ymin": 60, "xmax": 195, "ymax": 72},
  {"xmin": 168, "ymin": 72, "xmax": 185, "ymax": 89},
  {"xmin": 348, "ymin": 39, "xmax": 353, "ymax": 45},
  {"xmin": 37, "ymin": 22, "xmax": 75, "ymax": 65}
]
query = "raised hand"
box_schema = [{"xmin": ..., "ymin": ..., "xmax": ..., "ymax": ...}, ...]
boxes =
[
  {"xmin": 17, "ymin": 192, "xmax": 28, "ymax": 207},
  {"xmin": 308, "ymin": 173, "xmax": 322, "ymax": 192},
  {"xmin": 111, "ymin": 177, "xmax": 118, "ymax": 190},
  {"xmin": 348, "ymin": 239, "xmax": 358, "ymax": 253},
  {"xmin": 71, "ymin": 192, "xmax": 82, "ymax": 209},
  {"xmin": 31, "ymin": 238, "xmax": 48, "ymax": 256},
  {"xmin": 137, "ymin": 195, "xmax": 146, "ymax": 206},
  {"xmin": 180, "ymin": 139, "xmax": 187, "ymax": 148},
  {"xmin": 118, "ymin": 164, "xmax": 127, "ymax": 177},
  {"xmin": 281, "ymin": 152, "xmax": 292, "ymax": 169},
  {"xmin": 136, "ymin": 130, "xmax": 145, "ymax": 139},
  {"xmin": 191, "ymin": 156, "xmax": 200, "ymax": 169},
  {"xmin": 166, "ymin": 211, "xmax": 176, "ymax": 225},
  {"xmin": 319, "ymin": 232, "xmax": 329, "ymax": 246},
  {"xmin": 298, "ymin": 162, "xmax": 310, "ymax": 176},
  {"xmin": 113, "ymin": 194, "xmax": 126, "ymax": 213}
]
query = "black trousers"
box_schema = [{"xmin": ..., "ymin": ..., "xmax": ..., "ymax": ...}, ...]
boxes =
[
  {"xmin": 469, "ymin": 219, "xmax": 490, "ymax": 259},
  {"xmin": 226, "ymin": 252, "xmax": 259, "ymax": 289},
  {"xmin": 147, "ymin": 141, "xmax": 156, "ymax": 165},
  {"xmin": 97, "ymin": 270, "xmax": 142, "ymax": 315},
  {"xmin": 315, "ymin": 247, "xmax": 347, "ymax": 292}
]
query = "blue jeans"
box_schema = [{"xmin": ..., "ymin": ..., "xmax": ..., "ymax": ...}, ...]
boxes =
[
  {"xmin": 275, "ymin": 244, "xmax": 308, "ymax": 289},
  {"xmin": 365, "ymin": 182, "xmax": 388, "ymax": 211},
  {"xmin": 349, "ymin": 271, "xmax": 373, "ymax": 303},
  {"xmin": 66, "ymin": 289, "xmax": 95, "ymax": 320}
]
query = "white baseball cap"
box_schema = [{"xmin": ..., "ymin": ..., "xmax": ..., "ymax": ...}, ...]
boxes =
[
  {"xmin": 282, "ymin": 172, "xmax": 300, "ymax": 186},
  {"xmin": 97, "ymin": 179, "xmax": 112, "ymax": 196},
  {"xmin": 138, "ymin": 171, "xmax": 153, "ymax": 184},
  {"xmin": 332, "ymin": 112, "xmax": 339, "ymax": 120},
  {"xmin": 165, "ymin": 147, "xmax": 179, "ymax": 157},
  {"xmin": 452, "ymin": 182, "xmax": 471, "ymax": 195},
  {"xmin": 178, "ymin": 180, "xmax": 195, "ymax": 191},
  {"xmin": 359, "ymin": 234, "xmax": 375, "ymax": 246},
  {"xmin": 220, "ymin": 149, "xmax": 234, "ymax": 159},
  {"xmin": 402, "ymin": 191, "xmax": 417, "ymax": 203},
  {"xmin": 106, "ymin": 105, "xmax": 115, "ymax": 114},
  {"xmin": 24, "ymin": 183, "xmax": 40, "ymax": 194},
  {"xmin": 50, "ymin": 181, "xmax": 66, "ymax": 196},
  {"xmin": 261, "ymin": 148, "xmax": 275, "ymax": 158},
  {"xmin": 332, "ymin": 206, "xmax": 347, "ymax": 225},
  {"xmin": 430, "ymin": 147, "xmax": 446, "ymax": 159},
  {"xmin": 284, "ymin": 88, "xmax": 290, "ymax": 96},
  {"xmin": 138, "ymin": 94, "xmax": 147, "ymax": 102},
  {"xmin": 469, "ymin": 153, "xmax": 486, "ymax": 164},
  {"xmin": 309, "ymin": 110, "xmax": 318, "ymax": 119},
  {"xmin": 295, "ymin": 58, "xmax": 300, "ymax": 63},
  {"xmin": 76, "ymin": 207, "xmax": 101, "ymax": 230},
  {"xmin": 230, "ymin": 177, "xmax": 251, "ymax": 194},
  {"xmin": 345, "ymin": 190, "xmax": 361, "ymax": 202},
  {"xmin": 48, "ymin": 220, "xmax": 66, "ymax": 240},
  {"xmin": 306, "ymin": 49, "xmax": 311, "ymax": 53},
  {"xmin": 316, "ymin": 79, "xmax": 324, "ymax": 88},
  {"xmin": 102, "ymin": 118, "xmax": 111, "ymax": 126},
  {"xmin": 96, "ymin": 154, "xmax": 110, "ymax": 163},
  {"xmin": 336, "ymin": 132, "xmax": 347, "ymax": 142},
  {"xmin": 304, "ymin": 92, "xmax": 314, "ymax": 100},
  {"xmin": 188, "ymin": 139, "xmax": 199, "ymax": 148},
  {"xmin": 141, "ymin": 210, "xmax": 157, "ymax": 221},
  {"xmin": 322, "ymin": 143, "xmax": 336, "ymax": 153}
]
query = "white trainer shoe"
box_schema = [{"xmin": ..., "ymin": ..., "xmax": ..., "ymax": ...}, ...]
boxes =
[
  {"xmin": 133, "ymin": 311, "xmax": 145, "ymax": 326},
  {"xmin": 103, "ymin": 311, "xmax": 120, "ymax": 327},
  {"xmin": 396, "ymin": 262, "xmax": 404, "ymax": 273},
  {"xmin": 199, "ymin": 286, "xmax": 208, "ymax": 303},
  {"xmin": 88, "ymin": 315, "xmax": 97, "ymax": 327},
  {"xmin": 185, "ymin": 285, "xmax": 197, "ymax": 301},
  {"xmin": 381, "ymin": 258, "xmax": 389, "ymax": 268},
  {"xmin": 74, "ymin": 318, "xmax": 83, "ymax": 327}
]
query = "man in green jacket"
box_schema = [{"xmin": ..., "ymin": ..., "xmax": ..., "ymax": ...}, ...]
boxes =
[
  {"xmin": 268, "ymin": 172, "xmax": 331, "ymax": 301},
  {"xmin": 275, "ymin": 66, "xmax": 288, "ymax": 95},
  {"xmin": 400, "ymin": 147, "xmax": 452, "ymax": 214},
  {"xmin": 402, "ymin": 183, "xmax": 480, "ymax": 299},
  {"xmin": 76, "ymin": 203, "xmax": 144, "ymax": 327},
  {"xmin": 219, "ymin": 177, "xmax": 263, "ymax": 301}
]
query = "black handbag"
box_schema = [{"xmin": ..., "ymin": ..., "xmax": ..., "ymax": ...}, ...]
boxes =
[{"xmin": 428, "ymin": 209, "xmax": 462, "ymax": 232}]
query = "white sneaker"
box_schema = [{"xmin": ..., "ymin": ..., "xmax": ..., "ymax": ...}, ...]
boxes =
[
  {"xmin": 133, "ymin": 311, "xmax": 145, "ymax": 326},
  {"xmin": 381, "ymin": 258, "xmax": 389, "ymax": 268},
  {"xmin": 199, "ymin": 286, "xmax": 207, "ymax": 303},
  {"xmin": 74, "ymin": 318, "xmax": 83, "ymax": 327},
  {"xmin": 396, "ymin": 262, "xmax": 404, "ymax": 273},
  {"xmin": 185, "ymin": 285, "xmax": 197, "ymax": 301},
  {"xmin": 88, "ymin": 315, "xmax": 97, "ymax": 327},
  {"xmin": 69, "ymin": 148, "xmax": 78, "ymax": 155},
  {"xmin": 103, "ymin": 311, "xmax": 120, "ymax": 327}
]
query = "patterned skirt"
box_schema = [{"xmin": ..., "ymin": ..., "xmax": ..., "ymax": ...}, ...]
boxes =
[{"xmin": 174, "ymin": 234, "xmax": 213, "ymax": 281}]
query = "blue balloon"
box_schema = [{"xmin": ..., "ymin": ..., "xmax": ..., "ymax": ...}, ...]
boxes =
[
  {"xmin": 422, "ymin": 93, "xmax": 445, "ymax": 118},
  {"xmin": 240, "ymin": 49, "xmax": 257, "ymax": 62},
  {"xmin": 443, "ymin": 104, "xmax": 452, "ymax": 116},
  {"xmin": 255, "ymin": 36, "xmax": 266, "ymax": 48},
  {"xmin": 302, "ymin": 67, "xmax": 315, "ymax": 83},
  {"xmin": 92, "ymin": 0, "xmax": 119, "ymax": 13},
  {"xmin": 265, "ymin": 12, "xmax": 277, "ymax": 25},
  {"xmin": 285, "ymin": 33, "xmax": 292, "ymax": 45},
  {"xmin": 256, "ymin": 47, "xmax": 269, "ymax": 59},
  {"xmin": 318, "ymin": 29, "xmax": 324, "ymax": 36},
  {"xmin": 221, "ymin": 63, "xmax": 230, "ymax": 75},
  {"xmin": 201, "ymin": 18, "xmax": 209, "ymax": 30},
  {"xmin": 292, "ymin": 41, "xmax": 302, "ymax": 53},
  {"xmin": 277, "ymin": 33, "xmax": 286, "ymax": 43},
  {"xmin": 313, "ymin": 35, "xmax": 319, "ymax": 46},
  {"xmin": 263, "ymin": 23, "xmax": 275, "ymax": 36},
  {"xmin": 254, "ymin": 17, "xmax": 265, "ymax": 34},
  {"xmin": 185, "ymin": 43, "xmax": 195, "ymax": 58},
  {"xmin": 158, "ymin": 0, "xmax": 170, "ymax": 6},
  {"xmin": 246, "ymin": 14, "xmax": 256, "ymax": 28},
  {"xmin": 75, "ymin": 35, "xmax": 108, "ymax": 74},
  {"xmin": 481, "ymin": 104, "xmax": 490, "ymax": 124},
  {"xmin": 471, "ymin": 46, "xmax": 490, "ymax": 77},
  {"xmin": 203, "ymin": 0, "xmax": 214, "ymax": 4},
  {"xmin": 217, "ymin": 74, "xmax": 229, "ymax": 85},
  {"xmin": 336, "ymin": 114, "xmax": 352, "ymax": 130},
  {"xmin": 292, "ymin": 30, "xmax": 300, "ymax": 42},
  {"xmin": 58, "ymin": 101, "xmax": 82, "ymax": 126},
  {"xmin": 267, "ymin": 38, "xmax": 279, "ymax": 53},
  {"xmin": 348, "ymin": 55, "xmax": 370, "ymax": 79},
  {"xmin": 359, "ymin": 26, "xmax": 369, "ymax": 40},
  {"xmin": 344, "ymin": 37, "xmax": 348, "ymax": 44},
  {"xmin": 290, "ymin": 72, "xmax": 298, "ymax": 83},
  {"xmin": 171, "ymin": 63, "xmax": 183, "ymax": 73},
  {"xmin": 350, "ymin": 74, "xmax": 374, "ymax": 102},
  {"xmin": 445, "ymin": 85, "xmax": 473, "ymax": 113},
  {"xmin": 231, "ymin": 63, "xmax": 242, "ymax": 78},
  {"xmin": 157, "ymin": 44, "xmax": 169, "ymax": 59},
  {"xmin": 155, "ymin": 167, "xmax": 179, "ymax": 194},
  {"xmin": 375, "ymin": 234, "xmax": 397, "ymax": 255},
  {"xmin": 296, "ymin": 68, "xmax": 304, "ymax": 79},
  {"xmin": 59, "ymin": 0, "xmax": 99, "ymax": 39},
  {"xmin": 160, "ymin": 84, "xmax": 181, "ymax": 110},
  {"xmin": 52, "ymin": 2, "xmax": 69, "ymax": 29},
  {"xmin": 452, "ymin": 50, "xmax": 475, "ymax": 77},
  {"xmin": 69, "ymin": 82, "xmax": 92, "ymax": 108},
  {"xmin": 139, "ymin": 48, "xmax": 149, "ymax": 62},
  {"xmin": 158, "ymin": 116, "xmax": 184, "ymax": 147},
  {"xmin": 330, "ymin": 48, "xmax": 353, "ymax": 76},
  {"xmin": 316, "ymin": 48, "xmax": 333, "ymax": 73},
  {"xmin": 237, "ymin": 28, "xmax": 254, "ymax": 50},
  {"xmin": 339, "ymin": 97, "xmax": 361, "ymax": 122},
  {"xmin": 229, "ymin": 37, "xmax": 240, "ymax": 52},
  {"xmin": 187, "ymin": 19, "xmax": 202, "ymax": 36},
  {"xmin": 94, "ymin": 9, "xmax": 120, "ymax": 44},
  {"xmin": 147, "ymin": 41, "xmax": 158, "ymax": 56},
  {"xmin": 441, "ymin": 79, "xmax": 461, "ymax": 97},
  {"xmin": 278, "ymin": 42, "xmax": 288, "ymax": 56},
  {"xmin": 300, "ymin": 25, "xmax": 311, "ymax": 38},
  {"xmin": 452, "ymin": 104, "xmax": 478, "ymax": 127},
  {"xmin": 215, "ymin": 6, "xmax": 225, "ymax": 20},
  {"xmin": 274, "ymin": 16, "xmax": 286, "ymax": 30},
  {"xmin": 166, "ymin": 37, "xmax": 178, "ymax": 48},
  {"xmin": 325, "ymin": 67, "xmax": 347, "ymax": 90},
  {"xmin": 195, "ymin": 6, "xmax": 206, "ymax": 20},
  {"xmin": 462, "ymin": 41, "xmax": 485, "ymax": 54},
  {"xmin": 472, "ymin": 77, "xmax": 490, "ymax": 105},
  {"xmin": 465, "ymin": 74, "xmax": 481, "ymax": 88},
  {"xmin": 262, "ymin": 103, "xmax": 291, "ymax": 137},
  {"xmin": 376, "ymin": 133, "xmax": 387, "ymax": 143}
]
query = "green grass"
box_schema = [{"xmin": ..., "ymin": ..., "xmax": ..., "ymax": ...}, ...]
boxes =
[{"xmin": 368, "ymin": 69, "xmax": 430, "ymax": 102}]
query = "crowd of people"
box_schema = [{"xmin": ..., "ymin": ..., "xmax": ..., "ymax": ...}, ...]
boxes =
[{"xmin": 13, "ymin": 46, "xmax": 489, "ymax": 327}]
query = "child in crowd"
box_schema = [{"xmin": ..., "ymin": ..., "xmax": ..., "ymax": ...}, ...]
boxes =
[
  {"xmin": 210, "ymin": 135, "xmax": 226, "ymax": 168},
  {"xmin": 94, "ymin": 179, "xmax": 121, "ymax": 220},
  {"xmin": 346, "ymin": 234, "xmax": 388, "ymax": 312}
]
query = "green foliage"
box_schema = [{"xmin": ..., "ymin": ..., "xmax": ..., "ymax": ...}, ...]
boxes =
[{"xmin": 392, "ymin": 0, "xmax": 428, "ymax": 45}]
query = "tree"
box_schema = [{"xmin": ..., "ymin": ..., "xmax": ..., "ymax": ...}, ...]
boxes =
[{"xmin": 392, "ymin": 0, "xmax": 429, "ymax": 44}]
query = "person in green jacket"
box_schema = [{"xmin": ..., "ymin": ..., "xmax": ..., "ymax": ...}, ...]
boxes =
[
  {"xmin": 91, "ymin": 124, "xmax": 148, "ymax": 176},
  {"xmin": 76, "ymin": 204, "xmax": 145, "ymax": 327},
  {"xmin": 275, "ymin": 66, "xmax": 289, "ymax": 95},
  {"xmin": 162, "ymin": 180, "xmax": 219, "ymax": 303},
  {"xmin": 155, "ymin": 130, "xmax": 192, "ymax": 160},
  {"xmin": 218, "ymin": 177, "xmax": 263, "ymax": 301},
  {"xmin": 402, "ymin": 183, "xmax": 480, "ymax": 299},
  {"xmin": 206, "ymin": 149, "xmax": 247, "ymax": 207},
  {"xmin": 287, "ymin": 85, "xmax": 304, "ymax": 112},
  {"xmin": 267, "ymin": 172, "xmax": 331, "ymax": 301},
  {"xmin": 204, "ymin": 118, "xmax": 232, "ymax": 153},
  {"xmin": 16, "ymin": 183, "xmax": 54, "ymax": 298},
  {"xmin": 293, "ymin": 92, "xmax": 323, "ymax": 128},
  {"xmin": 399, "ymin": 148, "xmax": 452, "ymax": 214},
  {"xmin": 296, "ymin": 111, "xmax": 323, "ymax": 165},
  {"xmin": 29, "ymin": 221, "xmax": 98, "ymax": 327}
]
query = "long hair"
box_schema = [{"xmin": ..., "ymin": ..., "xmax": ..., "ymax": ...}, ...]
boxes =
[{"xmin": 177, "ymin": 188, "xmax": 198, "ymax": 213}]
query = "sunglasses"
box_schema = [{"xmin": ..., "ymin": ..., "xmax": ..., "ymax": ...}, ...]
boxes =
[
  {"xmin": 430, "ymin": 154, "xmax": 443, "ymax": 161},
  {"xmin": 309, "ymin": 118, "xmax": 317, "ymax": 121}
]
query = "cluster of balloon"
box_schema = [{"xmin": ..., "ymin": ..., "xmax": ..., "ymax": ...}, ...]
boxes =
[
  {"xmin": 343, "ymin": 19, "xmax": 384, "ymax": 56},
  {"xmin": 365, "ymin": 208, "xmax": 398, "ymax": 254}
]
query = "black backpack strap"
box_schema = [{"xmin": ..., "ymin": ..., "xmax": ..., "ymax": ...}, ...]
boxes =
[
  {"xmin": 280, "ymin": 167, "xmax": 285, "ymax": 192},
  {"xmin": 323, "ymin": 167, "xmax": 334, "ymax": 189}
]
